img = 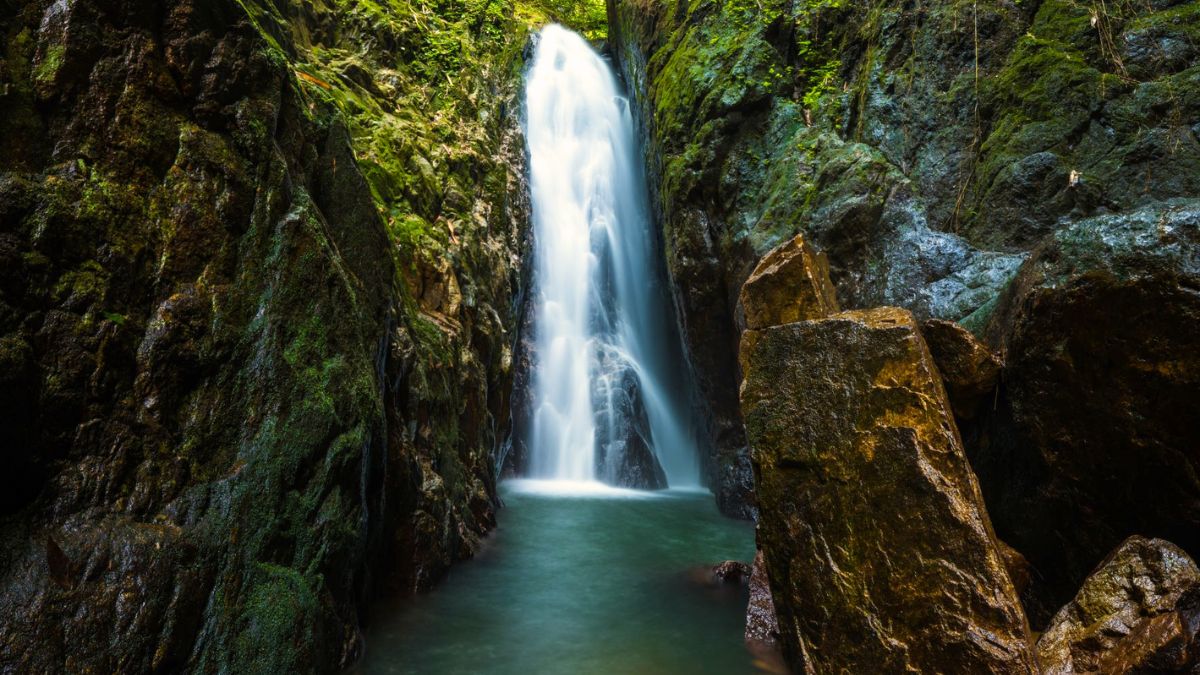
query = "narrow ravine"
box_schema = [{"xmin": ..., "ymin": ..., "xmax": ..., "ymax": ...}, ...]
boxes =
[{"xmin": 357, "ymin": 24, "xmax": 758, "ymax": 673}]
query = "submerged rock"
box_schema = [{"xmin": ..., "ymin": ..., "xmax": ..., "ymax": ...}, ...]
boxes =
[
  {"xmin": 974, "ymin": 200, "xmax": 1200, "ymax": 610},
  {"xmin": 738, "ymin": 233, "xmax": 838, "ymax": 330},
  {"xmin": 741, "ymin": 307, "xmax": 1036, "ymax": 673},
  {"xmin": 1037, "ymin": 536, "xmax": 1200, "ymax": 674},
  {"xmin": 712, "ymin": 560, "xmax": 751, "ymax": 585}
]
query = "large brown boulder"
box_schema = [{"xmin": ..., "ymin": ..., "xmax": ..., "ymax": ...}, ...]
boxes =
[
  {"xmin": 974, "ymin": 201, "xmax": 1200, "ymax": 613},
  {"xmin": 740, "ymin": 307, "xmax": 1036, "ymax": 673},
  {"xmin": 738, "ymin": 234, "xmax": 839, "ymax": 330},
  {"xmin": 1037, "ymin": 536, "xmax": 1200, "ymax": 674}
]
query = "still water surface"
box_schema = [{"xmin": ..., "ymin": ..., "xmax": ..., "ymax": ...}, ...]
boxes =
[{"xmin": 358, "ymin": 481, "xmax": 758, "ymax": 674}]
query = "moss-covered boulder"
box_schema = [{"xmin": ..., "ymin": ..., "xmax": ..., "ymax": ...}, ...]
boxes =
[
  {"xmin": 971, "ymin": 199, "xmax": 1200, "ymax": 617},
  {"xmin": 740, "ymin": 307, "xmax": 1035, "ymax": 673},
  {"xmin": 1037, "ymin": 536, "xmax": 1200, "ymax": 674}
]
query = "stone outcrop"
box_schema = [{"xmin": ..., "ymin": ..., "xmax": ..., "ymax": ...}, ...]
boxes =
[
  {"xmin": 1037, "ymin": 536, "xmax": 1200, "ymax": 674},
  {"xmin": 610, "ymin": 0, "xmax": 1200, "ymax": 521},
  {"xmin": 973, "ymin": 201, "xmax": 1200, "ymax": 612},
  {"xmin": 998, "ymin": 539, "xmax": 1035, "ymax": 599},
  {"xmin": 0, "ymin": 0, "xmax": 536, "ymax": 671},
  {"xmin": 740, "ymin": 307, "xmax": 1036, "ymax": 673},
  {"xmin": 739, "ymin": 233, "xmax": 838, "ymax": 330}
]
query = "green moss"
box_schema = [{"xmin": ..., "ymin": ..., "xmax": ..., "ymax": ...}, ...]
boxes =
[
  {"xmin": 53, "ymin": 260, "xmax": 109, "ymax": 307},
  {"xmin": 231, "ymin": 563, "xmax": 324, "ymax": 674},
  {"xmin": 283, "ymin": 313, "xmax": 346, "ymax": 420},
  {"xmin": 32, "ymin": 44, "xmax": 64, "ymax": 86}
]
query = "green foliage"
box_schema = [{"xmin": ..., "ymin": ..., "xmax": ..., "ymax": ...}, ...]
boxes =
[
  {"xmin": 793, "ymin": 0, "xmax": 846, "ymax": 113},
  {"xmin": 230, "ymin": 0, "xmax": 606, "ymax": 289},
  {"xmin": 523, "ymin": 0, "xmax": 607, "ymax": 40},
  {"xmin": 801, "ymin": 59, "xmax": 840, "ymax": 110}
]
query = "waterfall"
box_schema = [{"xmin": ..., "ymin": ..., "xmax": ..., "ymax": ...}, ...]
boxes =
[{"xmin": 524, "ymin": 25, "xmax": 700, "ymax": 489}]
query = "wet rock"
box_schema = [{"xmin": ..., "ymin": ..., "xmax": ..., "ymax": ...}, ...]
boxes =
[
  {"xmin": 1037, "ymin": 536, "xmax": 1200, "ymax": 674},
  {"xmin": 715, "ymin": 449, "xmax": 757, "ymax": 521},
  {"xmin": 593, "ymin": 353, "xmax": 668, "ymax": 490},
  {"xmin": 975, "ymin": 200, "xmax": 1200, "ymax": 610},
  {"xmin": 601, "ymin": 430, "xmax": 668, "ymax": 491},
  {"xmin": 921, "ymin": 318, "xmax": 1002, "ymax": 420},
  {"xmin": 745, "ymin": 549, "xmax": 779, "ymax": 645},
  {"xmin": 712, "ymin": 560, "xmax": 751, "ymax": 585},
  {"xmin": 0, "ymin": 0, "xmax": 532, "ymax": 670},
  {"xmin": 610, "ymin": 0, "xmax": 1200, "ymax": 521},
  {"xmin": 740, "ymin": 306, "xmax": 1036, "ymax": 673},
  {"xmin": 738, "ymin": 233, "xmax": 838, "ymax": 330}
]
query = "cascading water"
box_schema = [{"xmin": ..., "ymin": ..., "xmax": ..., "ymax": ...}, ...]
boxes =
[{"xmin": 524, "ymin": 25, "xmax": 700, "ymax": 488}]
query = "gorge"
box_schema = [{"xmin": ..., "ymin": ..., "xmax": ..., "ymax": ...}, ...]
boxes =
[{"xmin": 1, "ymin": 0, "xmax": 1199, "ymax": 673}]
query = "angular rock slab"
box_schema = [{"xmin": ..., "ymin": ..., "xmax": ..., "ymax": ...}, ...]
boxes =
[
  {"xmin": 738, "ymin": 233, "xmax": 839, "ymax": 331},
  {"xmin": 978, "ymin": 200, "xmax": 1200, "ymax": 605},
  {"xmin": 922, "ymin": 318, "xmax": 1001, "ymax": 420},
  {"xmin": 1038, "ymin": 536, "xmax": 1200, "ymax": 674},
  {"xmin": 740, "ymin": 307, "xmax": 1036, "ymax": 673}
]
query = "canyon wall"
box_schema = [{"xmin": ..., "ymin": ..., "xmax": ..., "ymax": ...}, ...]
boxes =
[{"xmin": 0, "ymin": 0, "xmax": 558, "ymax": 670}]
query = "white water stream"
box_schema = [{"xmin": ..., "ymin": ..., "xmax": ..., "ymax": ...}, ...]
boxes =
[{"xmin": 524, "ymin": 25, "xmax": 700, "ymax": 487}]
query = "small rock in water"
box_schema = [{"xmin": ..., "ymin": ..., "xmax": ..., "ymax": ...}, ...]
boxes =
[
  {"xmin": 712, "ymin": 560, "xmax": 751, "ymax": 585},
  {"xmin": 686, "ymin": 560, "xmax": 751, "ymax": 589}
]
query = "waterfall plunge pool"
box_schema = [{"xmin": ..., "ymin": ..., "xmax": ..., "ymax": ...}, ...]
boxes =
[
  {"xmin": 356, "ymin": 481, "xmax": 760, "ymax": 674},
  {"xmin": 354, "ymin": 25, "xmax": 763, "ymax": 675}
]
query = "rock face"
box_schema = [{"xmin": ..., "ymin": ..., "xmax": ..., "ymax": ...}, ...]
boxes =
[
  {"xmin": 973, "ymin": 201, "xmax": 1200, "ymax": 611},
  {"xmin": 740, "ymin": 307, "xmax": 1036, "ymax": 673},
  {"xmin": 609, "ymin": 0, "xmax": 1200, "ymax": 519},
  {"xmin": 0, "ymin": 0, "xmax": 536, "ymax": 671},
  {"xmin": 922, "ymin": 319, "xmax": 1002, "ymax": 420},
  {"xmin": 739, "ymin": 233, "xmax": 839, "ymax": 330},
  {"xmin": 1037, "ymin": 536, "xmax": 1200, "ymax": 674}
]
